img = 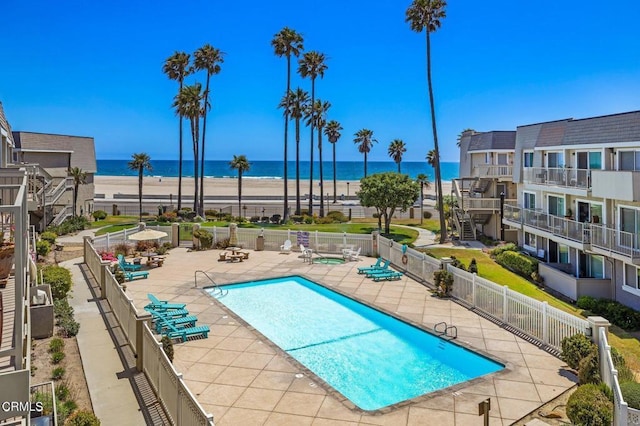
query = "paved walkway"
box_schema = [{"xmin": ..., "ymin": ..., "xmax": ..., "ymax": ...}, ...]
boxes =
[{"xmin": 62, "ymin": 258, "xmax": 146, "ymax": 425}]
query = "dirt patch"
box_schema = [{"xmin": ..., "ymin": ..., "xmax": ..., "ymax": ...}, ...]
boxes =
[
  {"xmin": 53, "ymin": 243, "xmax": 85, "ymax": 264},
  {"xmin": 31, "ymin": 333, "xmax": 92, "ymax": 413},
  {"xmin": 512, "ymin": 385, "xmax": 576, "ymax": 425}
]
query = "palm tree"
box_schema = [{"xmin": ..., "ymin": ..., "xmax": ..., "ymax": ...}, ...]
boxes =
[
  {"xmin": 287, "ymin": 88, "xmax": 309, "ymax": 215},
  {"xmin": 298, "ymin": 51, "xmax": 327, "ymax": 215},
  {"xmin": 416, "ymin": 173, "xmax": 430, "ymax": 224},
  {"xmin": 162, "ymin": 51, "xmax": 191, "ymax": 210},
  {"xmin": 353, "ymin": 129, "xmax": 377, "ymax": 177},
  {"xmin": 127, "ymin": 153, "xmax": 152, "ymax": 222},
  {"xmin": 229, "ymin": 155, "xmax": 250, "ymax": 216},
  {"xmin": 324, "ymin": 120, "xmax": 343, "ymax": 203},
  {"xmin": 272, "ymin": 28, "xmax": 304, "ymax": 222},
  {"xmin": 193, "ymin": 44, "xmax": 224, "ymax": 216},
  {"xmin": 388, "ymin": 139, "xmax": 407, "ymax": 173},
  {"xmin": 68, "ymin": 167, "xmax": 86, "ymax": 217},
  {"xmin": 456, "ymin": 128, "xmax": 476, "ymax": 147},
  {"xmin": 173, "ymin": 83, "xmax": 203, "ymax": 213},
  {"xmin": 426, "ymin": 149, "xmax": 438, "ymax": 199},
  {"xmin": 406, "ymin": 0, "xmax": 447, "ymax": 243},
  {"xmin": 306, "ymin": 99, "xmax": 331, "ymax": 217}
]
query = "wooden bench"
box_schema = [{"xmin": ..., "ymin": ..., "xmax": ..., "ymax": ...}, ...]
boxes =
[
  {"xmin": 146, "ymin": 256, "xmax": 165, "ymax": 267},
  {"xmin": 227, "ymin": 254, "xmax": 244, "ymax": 263}
]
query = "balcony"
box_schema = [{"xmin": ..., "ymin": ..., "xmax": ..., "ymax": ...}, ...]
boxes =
[
  {"xmin": 523, "ymin": 167, "xmax": 591, "ymax": 193},
  {"xmin": 503, "ymin": 204, "xmax": 522, "ymax": 228},
  {"xmin": 538, "ymin": 263, "xmax": 612, "ymax": 302},
  {"xmin": 590, "ymin": 224, "xmax": 640, "ymax": 265},
  {"xmin": 591, "ymin": 170, "xmax": 640, "ymax": 202},
  {"xmin": 461, "ymin": 197, "xmax": 514, "ymax": 212},
  {"xmin": 473, "ymin": 164, "xmax": 513, "ymax": 179}
]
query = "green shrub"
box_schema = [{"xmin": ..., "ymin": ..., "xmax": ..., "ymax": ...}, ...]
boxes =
[
  {"xmin": 598, "ymin": 382, "xmax": 614, "ymax": 402},
  {"xmin": 327, "ymin": 211, "xmax": 348, "ymax": 223},
  {"xmin": 64, "ymin": 409, "xmax": 101, "ymax": 426},
  {"xmin": 32, "ymin": 391, "xmax": 54, "ymax": 416},
  {"xmin": 561, "ymin": 333, "xmax": 595, "ymax": 370},
  {"xmin": 214, "ymin": 237, "xmax": 230, "ymax": 249},
  {"xmin": 55, "ymin": 382, "xmax": 70, "ymax": 401},
  {"xmin": 54, "ymin": 298, "xmax": 74, "ymax": 320},
  {"xmin": 576, "ymin": 297, "xmax": 640, "ymax": 331},
  {"xmin": 315, "ymin": 216, "xmax": 334, "ymax": 224},
  {"xmin": 161, "ymin": 335, "xmax": 174, "ymax": 362},
  {"xmin": 49, "ymin": 338, "xmax": 65, "ymax": 353},
  {"xmin": 54, "ymin": 298, "xmax": 80, "ymax": 337},
  {"xmin": 112, "ymin": 242, "xmax": 130, "ymax": 257},
  {"xmin": 423, "ymin": 211, "xmax": 432, "ymax": 219},
  {"xmin": 40, "ymin": 231, "xmax": 58, "ymax": 245},
  {"xmin": 41, "ymin": 265, "xmax": 73, "ymax": 300},
  {"xmin": 47, "ymin": 216, "xmax": 89, "ymax": 236},
  {"xmin": 92, "ymin": 210, "xmax": 108, "ymax": 221},
  {"xmin": 57, "ymin": 400, "xmax": 78, "ymax": 424},
  {"xmin": 468, "ymin": 258, "xmax": 478, "ymax": 274},
  {"xmin": 621, "ymin": 382, "xmax": 640, "ymax": 409},
  {"xmin": 249, "ymin": 215, "xmax": 260, "ymax": 223},
  {"xmin": 449, "ymin": 256, "xmax": 466, "ymax": 271},
  {"xmin": 490, "ymin": 242, "xmax": 518, "ymax": 257},
  {"xmin": 303, "ymin": 215, "xmax": 313, "ymax": 224},
  {"xmin": 193, "ymin": 229, "xmax": 213, "ymax": 250},
  {"xmin": 36, "ymin": 240, "xmax": 52, "ymax": 257},
  {"xmin": 495, "ymin": 251, "xmax": 538, "ymax": 279},
  {"xmin": 433, "ymin": 269, "xmax": 453, "ymax": 297},
  {"xmin": 52, "ymin": 367, "xmax": 66, "ymax": 380},
  {"xmin": 51, "ymin": 351, "xmax": 65, "ymax": 364},
  {"xmin": 58, "ymin": 317, "xmax": 80, "ymax": 337},
  {"xmin": 566, "ymin": 383, "xmax": 613, "ymax": 426},
  {"xmin": 578, "ymin": 347, "xmax": 600, "ymax": 384}
]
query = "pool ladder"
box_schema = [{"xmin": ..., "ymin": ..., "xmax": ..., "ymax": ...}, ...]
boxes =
[
  {"xmin": 434, "ymin": 322, "xmax": 457, "ymax": 340},
  {"xmin": 194, "ymin": 270, "xmax": 228, "ymax": 296}
]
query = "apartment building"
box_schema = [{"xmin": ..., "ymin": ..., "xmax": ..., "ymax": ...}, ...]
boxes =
[
  {"xmin": 459, "ymin": 110, "xmax": 640, "ymax": 310},
  {"xmin": 454, "ymin": 130, "xmax": 518, "ymax": 241}
]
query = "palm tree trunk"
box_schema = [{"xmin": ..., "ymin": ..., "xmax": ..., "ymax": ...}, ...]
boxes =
[
  {"xmin": 178, "ymin": 82, "xmax": 184, "ymax": 210},
  {"xmin": 426, "ymin": 31, "xmax": 446, "ymax": 244},
  {"xmin": 238, "ymin": 171, "xmax": 242, "ymax": 216},
  {"xmin": 73, "ymin": 185, "xmax": 78, "ymax": 217},
  {"xmin": 332, "ymin": 143, "xmax": 337, "ymax": 203},
  {"xmin": 308, "ymin": 81, "xmax": 315, "ymax": 216},
  {"xmin": 199, "ymin": 75, "xmax": 211, "ymax": 217},
  {"xmin": 364, "ymin": 151, "xmax": 368, "ymax": 178},
  {"xmin": 420, "ymin": 183, "xmax": 424, "ymax": 225},
  {"xmin": 138, "ymin": 169, "xmax": 143, "ymax": 222},
  {"xmin": 283, "ymin": 56, "xmax": 291, "ymax": 222},
  {"xmin": 318, "ymin": 128, "xmax": 324, "ymax": 217},
  {"xmin": 192, "ymin": 120, "xmax": 199, "ymax": 213},
  {"xmin": 295, "ymin": 120, "xmax": 301, "ymax": 215},
  {"xmin": 398, "ymin": 162, "xmax": 401, "ymax": 173}
]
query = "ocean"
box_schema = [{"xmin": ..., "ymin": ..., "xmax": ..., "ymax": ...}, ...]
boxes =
[{"xmin": 97, "ymin": 160, "xmax": 460, "ymax": 182}]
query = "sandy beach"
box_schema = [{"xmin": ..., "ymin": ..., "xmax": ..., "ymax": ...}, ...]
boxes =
[{"xmin": 95, "ymin": 176, "xmax": 452, "ymax": 199}]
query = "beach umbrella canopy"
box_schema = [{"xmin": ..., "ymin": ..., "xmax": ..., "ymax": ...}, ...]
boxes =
[
  {"xmin": 229, "ymin": 223, "xmax": 238, "ymax": 246},
  {"xmin": 127, "ymin": 229, "xmax": 168, "ymax": 241}
]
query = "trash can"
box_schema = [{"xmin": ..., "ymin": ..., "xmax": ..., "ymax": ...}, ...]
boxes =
[{"xmin": 256, "ymin": 235, "xmax": 264, "ymax": 251}]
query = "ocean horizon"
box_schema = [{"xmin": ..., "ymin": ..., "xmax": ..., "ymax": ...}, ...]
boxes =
[{"xmin": 97, "ymin": 160, "xmax": 460, "ymax": 182}]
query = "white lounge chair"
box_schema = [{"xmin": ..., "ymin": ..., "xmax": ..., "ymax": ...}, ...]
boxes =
[
  {"xmin": 299, "ymin": 244, "xmax": 313, "ymax": 262},
  {"xmin": 347, "ymin": 247, "xmax": 361, "ymax": 261},
  {"xmin": 280, "ymin": 239, "xmax": 292, "ymax": 253}
]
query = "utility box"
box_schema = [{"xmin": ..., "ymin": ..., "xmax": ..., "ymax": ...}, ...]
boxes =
[
  {"xmin": 30, "ymin": 285, "xmax": 54, "ymax": 339},
  {"xmin": 256, "ymin": 235, "xmax": 264, "ymax": 251}
]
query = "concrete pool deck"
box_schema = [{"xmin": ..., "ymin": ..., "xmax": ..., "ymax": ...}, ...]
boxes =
[{"xmin": 124, "ymin": 247, "xmax": 577, "ymax": 425}]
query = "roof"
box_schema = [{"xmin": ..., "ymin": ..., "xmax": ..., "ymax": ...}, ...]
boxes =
[
  {"xmin": 12, "ymin": 131, "xmax": 97, "ymax": 173},
  {"xmin": 467, "ymin": 131, "xmax": 516, "ymax": 151},
  {"xmin": 0, "ymin": 102, "xmax": 15, "ymax": 147}
]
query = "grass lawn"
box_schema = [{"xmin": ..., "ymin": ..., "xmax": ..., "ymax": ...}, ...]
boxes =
[{"xmin": 424, "ymin": 247, "xmax": 640, "ymax": 373}]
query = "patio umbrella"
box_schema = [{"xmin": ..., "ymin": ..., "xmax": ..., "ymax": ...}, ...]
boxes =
[
  {"xmin": 127, "ymin": 229, "xmax": 168, "ymax": 241},
  {"xmin": 229, "ymin": 223, "xmax": 238, "ymax": 246}
]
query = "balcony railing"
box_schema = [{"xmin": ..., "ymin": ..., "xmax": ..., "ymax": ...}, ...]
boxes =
[
  {"xmin": 523, "ymin": 167, "xmax": 591, "ymax": 190},
  {"xmin": 503, "ymin": 204, "xmax": 521, "ymax": 223},
  {"xmin": 503, "ymin": 205, "xmax": 590, "ymax": 245},
  {"xmin": 473, "ymin": 164, "xmax": 513, "ymax": 178},
  {"xmin": 590, "ymin": 224, "xmax": 640, "ymax": 263},
  {"xmin": 460, "ymin": 197, "xmax": 518, "ymax": 212}
]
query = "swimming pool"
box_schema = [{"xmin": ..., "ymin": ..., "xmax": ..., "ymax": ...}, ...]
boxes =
[
  {"xmin": 206, "ymin": 276, "xmax": 503, "ymax": 411},
  {"xmin": 312, "ymin": 256, "xmax": 345, "ymax": 265}
]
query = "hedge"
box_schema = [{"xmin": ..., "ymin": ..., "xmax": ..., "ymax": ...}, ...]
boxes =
[
  {"xmin": 495, "ymin": 250, "xmax": 538, "ymax": 279},
  {"xmin": 621, "ymin": 382, "xmax": 640, "ymax": 409},
  {"xmin": 561, "ymin": 333, "xmax": 595, "ymax": 370},
  {"xmin": 566, "ymin": 383, "xmax": 613, "ymax": 426},
  {"xmin": 41, "ymin": 265, "xmax": 73, "ymax": 300},
  {"xmin": 577, "ymin": 296, "xmax": 640, "ymax": 331}
]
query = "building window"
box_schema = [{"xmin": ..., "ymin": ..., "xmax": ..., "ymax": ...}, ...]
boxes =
[
  {"xmin": 485, "ymin": 153, "xmax": 491, "ymax": 164},
  {"xmin": 547, "ymin": 152, "xmax": 564, "ymax": 168},
  {"xmin": 559, "ymin": 244, "xmax": 569, "ymax": 264},
  {"xmin": 619, "ymin": 151, "xmax": 640, "ymax": 171},
  {"xmin": 587, "ymin": 255, "xmax": 604, "ymax": 279},
  {"xmin": 497, "ymin": 153, "xmax": 508, "ymax": 165},
  {"xmin": 524, "ymin": 232, "xmax": 536, "ymax": 249},
  {"xmin": 523, "ymin": 152, "xmax": 534, "ymax": 168},
  {"xmin": 548, "ymin": 195, "xmax": 565, "ymax": 217},
  {"xmin": 624, "ymin": 264, "xmax": 640, "ymax": 291},
  {"xmin": 523, "ymin": 192, "xmax": 535, "ymax": 209}
]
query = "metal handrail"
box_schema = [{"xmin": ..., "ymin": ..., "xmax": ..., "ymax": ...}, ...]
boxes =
[{"xmin": 194, "ymin": 270, "xmax": 227, "ymax": 296}]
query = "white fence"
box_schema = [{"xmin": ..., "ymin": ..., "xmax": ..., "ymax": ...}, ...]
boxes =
[
  {"xmin": 91, "ymin": 225, "xmax": 173, "ymax": 251},
  {"xmin": 84, "ymin": 239, "xmax": 214, "ymax": 425}
]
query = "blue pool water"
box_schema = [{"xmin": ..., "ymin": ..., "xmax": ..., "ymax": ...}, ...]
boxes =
[{"xmin": 206, "ymin": 276, "xmax": 503, "ymax": 411}]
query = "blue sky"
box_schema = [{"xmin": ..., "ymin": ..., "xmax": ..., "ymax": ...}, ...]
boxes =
[{"xmin": 1, "ymin": 0, "xmax": 639, "ymax": 162}]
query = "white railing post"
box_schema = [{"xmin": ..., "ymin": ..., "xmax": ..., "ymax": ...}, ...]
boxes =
[
  {"xmin": 106, "ymin": 232, "xmax": 110, "ymax": 250},
  {"xmin": 315, "ymin": 230, "xmax": 319, "ymax": 250},
  {"xmin": 472, "ymin": 273, "xmax": 476, "ymax": 307},
  {"xmin": 422, "ymin": 254, "xmax": 426, "ymax": 282},
  {"xmin": 343, "ymin": 232, "xmax": 347, "ymax": 248},
  {"xmin": 503, "ymin": 285, "xmax": 509, "ymax": 322},
  {"xmin": 288, "ymin": 229, "xmax": 291, "ymax": 241},
  {"xmin": 542, "ymin": 302, "xmax": 548, "ymax": 344}
]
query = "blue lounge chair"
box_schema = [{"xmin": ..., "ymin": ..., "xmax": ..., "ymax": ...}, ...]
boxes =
[
  {"xmin": 371, "ymin": 271, "xmax": 404, "ymax": 282},
  {"xmin": 154, "ymin": 315, "xmax": 198, "ymax": 333},
  {"xmin": 122, "ymin": 269, "xmax": 149, "ymax": 281},
  {"xmin": 163, "ymin": 321, "xmax": 210, "ymax": 342},
  {"xmin": 357, "ymin": 258, "xmax": 389, "ymax": 275},
  {"xmin": 146, "ymin": 294, "xmax": 186, "ymax": 311},
  {"xmin": 145, "ymin": 307, "xmax": 190, "ymax": 321},
  {"xmin": 118, "ymin": 254, "xmax": 141, "ymax": 271}
]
